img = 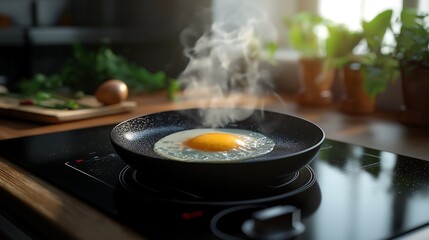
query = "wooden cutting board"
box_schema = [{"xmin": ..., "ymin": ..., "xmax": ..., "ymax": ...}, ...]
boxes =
[{"xmin": 0, "ymin": 95, "xmax": 136, "ymax": 124}]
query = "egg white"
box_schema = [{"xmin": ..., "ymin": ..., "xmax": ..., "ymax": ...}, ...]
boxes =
[{"xmin": 153, "ymin": 128, "xmax": 275, "ymax": 162}]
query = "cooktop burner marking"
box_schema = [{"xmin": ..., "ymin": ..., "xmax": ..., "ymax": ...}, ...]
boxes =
[
  {"xmin": 210, "ymin": 204, "xmax": 265, "ymax": 240},
  {"xmin": 119, "ymin": 165, "xmax": 317, "ymax": 206},
  {"xmin": 266, "ymin": 172, "xmax": 299, "ymax": 188},
  {"xmin": 363, "ymin": 153, "xmax": 381, "ymax": 159},
  {"xmin": 65, "ymin": 161, "xmax": 115, "ymax": 188}
]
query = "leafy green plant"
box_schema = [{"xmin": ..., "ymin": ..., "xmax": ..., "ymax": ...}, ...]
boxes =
[
  {"xmin": 285, "ymin": 12, "xmax": 326, "ymax": 58},
  {"xmin": 324, "ymin": 9, "xmax": 398, "ymax": 97},
  {"xmin": 325, "ymin": 24, "xmax": 363, "ymax": 68},
  {"xmin": 19, "ymin": 43, "xmax": 177, "ymax": 97},
  {"xmin": 394, "ymin": 9, "xmax": 429, "ymax": 70},
  {"xmin": 360, "ymin": 9, "xmax": 399, "ymax": 96},
  {"xmin": 286, "ymin": 12, "xmax": 364, "ymax": 76}
]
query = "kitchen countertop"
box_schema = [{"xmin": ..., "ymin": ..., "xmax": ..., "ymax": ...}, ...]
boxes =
[{"xmin": 1, "ymin": 91, "xmax": 429, "ymax": 240}]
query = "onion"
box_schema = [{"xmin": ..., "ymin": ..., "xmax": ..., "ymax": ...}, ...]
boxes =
[{"xmin": 95, "ymin": 79, "xmax": 129, "ymax": 105}]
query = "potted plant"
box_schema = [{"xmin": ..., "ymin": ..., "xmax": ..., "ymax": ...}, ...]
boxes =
[
  {"xmin": 324, "ymin": 23, "xmax": 364, "ymax": 112},
  {"xmin": 285, "ymin": 12, "xmax": 335, "ymax": 106},
  {"xmin": 337, "ymin": 9, "xmax": 399, "ymax": 114},
  {"xmin": 393, "ymin": 9, "xmax": 429, "ymax": 126}
]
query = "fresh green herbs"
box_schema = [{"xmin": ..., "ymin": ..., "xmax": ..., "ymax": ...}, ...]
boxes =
[
  {"xmin": 19, "ymin": 91, "xmax": 83, "ymax": 110},
  {"xmin": 18, "ymin": 43, "xmax": 178, "ymax": 97}
]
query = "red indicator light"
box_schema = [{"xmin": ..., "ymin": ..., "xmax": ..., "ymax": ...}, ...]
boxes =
[
  {"xmin": 182, "ymin": 210, "xmax": 204, "ymax": 220},
  {"xmin": 75, "ymin": 159, "xmax": 84, "ymax": 163}
]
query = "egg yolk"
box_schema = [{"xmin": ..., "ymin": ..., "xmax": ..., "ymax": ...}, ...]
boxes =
[{"xmin": 184, "ymin": 133, "xmax": 245, "ymax": 152}]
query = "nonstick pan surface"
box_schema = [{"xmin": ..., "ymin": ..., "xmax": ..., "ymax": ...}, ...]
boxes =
[{"xmin": 111, "ymin": 108, "xmax": 324, "ymax": 195}]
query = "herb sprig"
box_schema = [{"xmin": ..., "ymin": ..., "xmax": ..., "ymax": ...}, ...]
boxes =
[{"xmin": 19, "ymin": 43, "xmax": 178, "ymax": 97}]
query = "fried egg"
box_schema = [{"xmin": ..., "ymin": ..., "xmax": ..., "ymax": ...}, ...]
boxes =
[{"xmin": 153, "ymin": 128, "xmax": 275, "ymax": 162}]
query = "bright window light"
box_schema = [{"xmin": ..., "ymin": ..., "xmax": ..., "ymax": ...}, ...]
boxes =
[
  {"xmin": 319, "ymin": 0, "xmax": 403, "ymax": 52},
  {"xmin": 319, "ymin": 0, "xmax": 403, "ymax": 31}
]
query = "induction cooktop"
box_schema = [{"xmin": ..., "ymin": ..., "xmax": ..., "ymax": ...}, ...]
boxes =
[{"xmin": 1, "ymin": 124, "xmax": 429, "ymax": 239}]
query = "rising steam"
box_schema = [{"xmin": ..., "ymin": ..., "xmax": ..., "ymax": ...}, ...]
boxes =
[{"xmin": 178, "ymin": 2, "xmax": 278, "ymax": 127}]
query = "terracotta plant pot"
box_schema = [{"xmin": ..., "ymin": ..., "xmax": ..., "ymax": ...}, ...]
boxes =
[
  {"xmin": 339, "ymin": 64, "xmax": 375, "ymax": 115},
  {"xmin": 296, "ymin": 58, "xmax": 334, "ymax": 107},
  {"xmin": 400, "ymin": 66, "xmax": 429, "ymax": 127}
]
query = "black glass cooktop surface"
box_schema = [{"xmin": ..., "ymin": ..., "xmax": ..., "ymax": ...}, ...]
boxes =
[{"xmin": 1, "ymin": 124, "xmax": 429, "ymax": 239}]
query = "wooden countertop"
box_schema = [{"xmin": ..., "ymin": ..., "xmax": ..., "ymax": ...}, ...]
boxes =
[{"xmin": 1, "ymin": 91, "xmax": 429, "ymax": 239}]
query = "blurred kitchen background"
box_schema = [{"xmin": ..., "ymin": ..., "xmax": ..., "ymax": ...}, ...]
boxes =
[
  {"xmin": 0, "ymin": 0, "xmax": 211, "ymax": 92},
  {"xmin": 0, "ymin": 0, "xmax": 428, "ymax": 110}
]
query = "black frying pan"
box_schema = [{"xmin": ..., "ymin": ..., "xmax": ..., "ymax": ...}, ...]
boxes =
[{"xmin": 111, "ymin": 108, "xmax": 324, "ymax": 195}]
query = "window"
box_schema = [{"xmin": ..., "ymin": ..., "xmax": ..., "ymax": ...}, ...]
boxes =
[
  {"xmin": 319, "ymin": 0, "xmax": 403, "ymax": 31},
  {"xmin": 212, "ymin": 0, "xmax": 428, "ymax": 48}
]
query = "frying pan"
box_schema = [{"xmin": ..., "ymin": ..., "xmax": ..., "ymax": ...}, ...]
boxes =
[{"xmin": 111, "ymin": 108, "xmax": 324, "ymax": 195}]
